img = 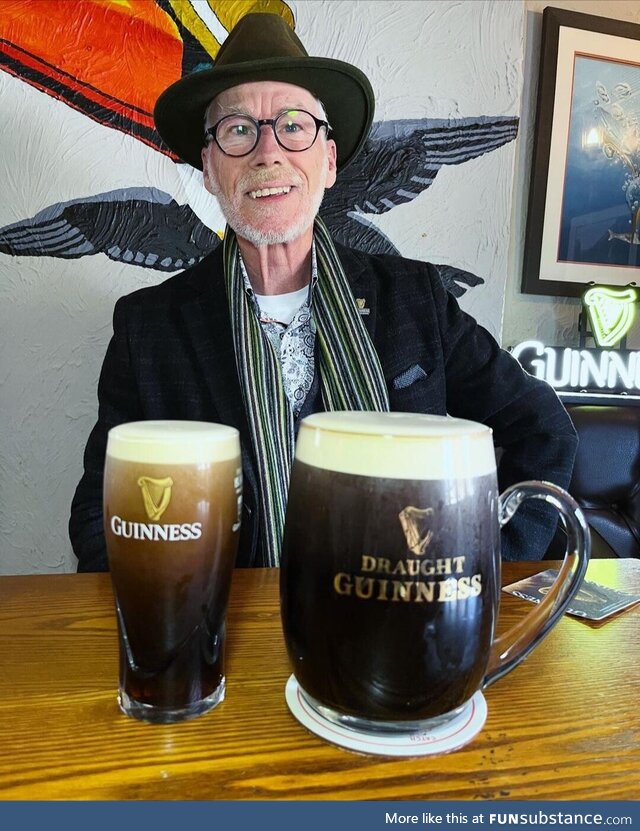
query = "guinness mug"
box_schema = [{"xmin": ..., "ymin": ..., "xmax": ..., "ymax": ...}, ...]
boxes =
[
  {"xmin": 280, "ymin": 412, "xmax": 589, "ymax": 734},
  {"xmin": 104, "ymin": 421, "xmax": 242, "ymax": 723}
]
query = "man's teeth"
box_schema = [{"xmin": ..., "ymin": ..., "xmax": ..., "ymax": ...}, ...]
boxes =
[{"xmin": 249, "ymin": 186, "xmax": 291, "ymax": 199}]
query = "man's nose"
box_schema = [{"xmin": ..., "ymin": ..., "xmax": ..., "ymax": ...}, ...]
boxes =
[{"xmin": 250, "ymin": 123, "xmax": 285, "ymax": 165}]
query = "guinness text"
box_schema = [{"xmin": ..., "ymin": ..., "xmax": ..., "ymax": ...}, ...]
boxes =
[{"xmin": 110, "ymin": 515, "xmax": 203, "ymax": 542}]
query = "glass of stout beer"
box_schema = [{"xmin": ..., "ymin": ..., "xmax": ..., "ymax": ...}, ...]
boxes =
[
  {"xmin": 281, "ymin": 412, "xmax": 590, "ymax": 735},
  {"xmin": 104, "ymin": 420, "xmax": 241, "ymax": 723}
]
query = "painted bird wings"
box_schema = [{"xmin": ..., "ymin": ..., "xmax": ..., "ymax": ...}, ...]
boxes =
[
  {"xmin": 0, "ymin": 116, "xmax": 517, "ymax": 295},
  {"xmin": 0, "ymin": 188, "xmax": 219, "ymax": 271}
]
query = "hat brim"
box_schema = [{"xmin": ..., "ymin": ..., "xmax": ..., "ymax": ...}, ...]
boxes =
[{"xmin": 153, "ymin": 56, "xmax": 374, "ymax": 171}]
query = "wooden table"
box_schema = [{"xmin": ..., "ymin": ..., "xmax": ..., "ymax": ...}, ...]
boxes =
[{"xmin": 0, "ymin": 560, "xmax": 639, "ymax": 800}]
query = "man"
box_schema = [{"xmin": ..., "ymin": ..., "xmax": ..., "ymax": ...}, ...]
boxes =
[{"xmin": 70, "ymin": 13, "xmax": 577, "ymax": 570}]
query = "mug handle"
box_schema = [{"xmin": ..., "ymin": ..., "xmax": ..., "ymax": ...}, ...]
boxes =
[{"xmin": 484, "ymin": 480, "xmax": 591, "ymax": 687}]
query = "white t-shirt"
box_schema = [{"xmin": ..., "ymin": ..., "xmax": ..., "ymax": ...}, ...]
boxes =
[{"xmin": 254, "ymin": 286, "xmax": 309, "ymax": 325}]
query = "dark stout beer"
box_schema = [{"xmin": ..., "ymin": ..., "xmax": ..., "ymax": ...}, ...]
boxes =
[
  {"xmin": 280, "ymin": 412, "xmax": 500, "ymax": 726},
  {"xmin": 104, "ymin": 421, "xmax": 241, "ymax": 722}
]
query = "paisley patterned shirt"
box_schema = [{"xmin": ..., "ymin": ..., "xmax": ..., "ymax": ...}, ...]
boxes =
[{"xmin": 239, "ymin": 247, "xmax": 317, "ymax": 416}]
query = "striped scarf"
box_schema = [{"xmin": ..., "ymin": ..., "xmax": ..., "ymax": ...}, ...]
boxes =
[{"xmin": 224, "ymin": 217, "xmax": 389, "ymax": 566}]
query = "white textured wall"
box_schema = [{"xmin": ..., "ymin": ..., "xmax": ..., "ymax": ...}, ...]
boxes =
[
  {"xmin": 0, "ymin": 0, "xmax": 523, "ymax": 574},
  {"xmin": 503, "ymin": 0, "xmax": 640, "ymax": 350},
  {"xmin": 299, "ymin": 0, "xmax": 523, "ymax": 332},
  {"xmin": 0, "ymin": 70, "xmax": 180, "ymax": 573}
]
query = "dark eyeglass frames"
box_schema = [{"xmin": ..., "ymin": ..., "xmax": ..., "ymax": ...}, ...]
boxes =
[{"xmin": 204, "ymin": 109, "xmax": 332, "ymax": 157}]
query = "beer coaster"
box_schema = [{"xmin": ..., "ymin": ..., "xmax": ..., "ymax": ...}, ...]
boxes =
[{"xmin": 284, "ymin": 675, "xmax": 487, "ymax": 757}]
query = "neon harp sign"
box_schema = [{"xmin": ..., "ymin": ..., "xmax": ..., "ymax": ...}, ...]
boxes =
[{"xmin": 511, "ymin": 341, "xmax": 640, "ymax": 393}]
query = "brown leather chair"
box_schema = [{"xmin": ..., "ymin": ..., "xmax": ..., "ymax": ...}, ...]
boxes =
[{"xmin": 565, "ymin": 405, "xmax": 640, "ymax": 558}]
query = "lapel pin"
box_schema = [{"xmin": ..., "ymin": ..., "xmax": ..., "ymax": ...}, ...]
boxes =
[{"xmin": 356, "ymin": 298, "xmax": 370, "ymax": 316}]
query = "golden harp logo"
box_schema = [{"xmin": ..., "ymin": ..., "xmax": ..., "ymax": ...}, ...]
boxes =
[
  {"xmin": 398, "ymin": 506, "xmax": 434, "ymax": 555},
  {"xmin": 138, "ymin": 476, "xmax": 174, "ymax": 521}
]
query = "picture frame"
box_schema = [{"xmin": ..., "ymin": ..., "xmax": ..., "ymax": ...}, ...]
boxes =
[{"xmin": 522, "ymin": 7, "xmax": 640, "ymax": 297}]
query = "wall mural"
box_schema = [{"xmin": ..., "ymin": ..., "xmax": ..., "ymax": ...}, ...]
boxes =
[
  {"xmin": 0, "ymin": 0, "xmax": 517, "ymax": 297},
  {"xmin": 0, "ymin": 0, "xmax": 524, "ymax": 574}
]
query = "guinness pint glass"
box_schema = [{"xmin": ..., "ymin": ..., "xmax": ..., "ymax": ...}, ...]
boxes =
[
  {"xmin": 104, "ymin": 420, "xmax": 241, "ymax": 723},
  {"xmin": 281, "ymin": 412, "xmax": 589, "ymax": 735}
]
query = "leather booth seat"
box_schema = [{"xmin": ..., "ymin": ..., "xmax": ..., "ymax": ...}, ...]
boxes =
[{"xmin": 565, "ymin": 405, "xmax": 640, "ymax": 558}]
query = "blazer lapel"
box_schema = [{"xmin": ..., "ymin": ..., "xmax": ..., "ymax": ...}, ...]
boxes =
[
  {"xmin": 177, "ymin": 247, "xmax": 257, "ymax": 491},
  {"xmin": 178, "ymin": 248, "xmax": 242, "ymax": 424},
  {"xmin": 336, "ymin": 243, "xmax": 378, "ymax": 343}
]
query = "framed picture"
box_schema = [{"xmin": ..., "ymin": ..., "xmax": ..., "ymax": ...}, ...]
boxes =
[{"xmin": 522, "ymin": 7, "xmax": 640, "ymax": 297}]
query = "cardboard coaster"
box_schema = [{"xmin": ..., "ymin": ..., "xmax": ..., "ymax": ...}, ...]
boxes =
[{"xmin": 285, "ymin": 675, "xmax": 487, "ymax": 757}]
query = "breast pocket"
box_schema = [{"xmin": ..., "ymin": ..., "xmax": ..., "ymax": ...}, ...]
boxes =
[{"xmin": 388, "ymin": 363, "xmax": 444, "ymax": 414}]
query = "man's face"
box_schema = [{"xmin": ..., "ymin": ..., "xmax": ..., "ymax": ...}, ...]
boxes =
[{"xmin": 200, "ymin": 81, "xmax": 337, "ymax": 246}]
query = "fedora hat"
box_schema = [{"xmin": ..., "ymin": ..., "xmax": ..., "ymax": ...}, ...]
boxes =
[{"xmin": 154, "ymin": 12, "xmax": 374, "ymax": 172}]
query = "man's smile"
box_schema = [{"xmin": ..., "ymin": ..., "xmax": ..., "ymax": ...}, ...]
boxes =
[{"xmin": 248, "ymin": 186, "xmax": 293, "ymax": 199}]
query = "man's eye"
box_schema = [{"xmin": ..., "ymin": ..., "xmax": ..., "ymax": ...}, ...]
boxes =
[
  {"xmin": 229, "ymin": 123, "xmax": 253, "ymax": 137},
  {"xmin": 282, "ymin": 121, "xmax": 302, "ymax": 133},
  {"xmin": 219, "ymin": 120, "xmax": 255, "ymax": 140}
]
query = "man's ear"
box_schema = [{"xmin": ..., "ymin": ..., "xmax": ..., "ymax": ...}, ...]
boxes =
[
  {"xmin": 325, "ymin": 139, "xmax": 338, "ymax": 189},
  {"xmin": 201, "ymin": 148, "xmax": 214, "ymax": 193}
]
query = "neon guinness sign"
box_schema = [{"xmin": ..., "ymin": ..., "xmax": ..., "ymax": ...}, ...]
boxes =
[{"xmin": 512, "ymin": 341, "xmax": 640, "ymax": 395}]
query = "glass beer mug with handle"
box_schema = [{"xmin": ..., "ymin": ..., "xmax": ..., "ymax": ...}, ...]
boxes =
[
  {"xmin": 104, "ymin": 420, "xmax": 242, "ymax": 723},
  {"xmin": 280, "ymin": 412, "xmax": 590, "ymax": 735}
]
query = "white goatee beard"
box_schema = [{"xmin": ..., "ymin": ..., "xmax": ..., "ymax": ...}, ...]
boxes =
[{"xmin": 211, "ymin": 158, "xmax": 329, "ymax": 246}]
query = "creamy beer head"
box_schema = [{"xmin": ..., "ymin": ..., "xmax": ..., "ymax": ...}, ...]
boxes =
[
  {"xmin": 295, "ymin": 412, "xmax": 495, "ymax": 480},
  {"xmin": 107, "ymin": 420, "xmax": 239, "ymax": 464}
]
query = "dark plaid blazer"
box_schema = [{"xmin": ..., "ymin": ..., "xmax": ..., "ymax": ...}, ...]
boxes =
[{"xmin": 70, "ymin": 243, "xmax": 577, "ymax": 570}]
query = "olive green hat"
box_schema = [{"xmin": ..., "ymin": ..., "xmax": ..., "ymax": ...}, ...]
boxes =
[{"xmin": 153, "ymin": 12, "xmax": 374, "ymax": 171}]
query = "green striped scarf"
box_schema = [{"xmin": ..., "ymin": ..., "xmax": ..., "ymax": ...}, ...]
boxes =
[{"xmin": 224, "ymin": 217, "xmax": 389, "ymax": 566}]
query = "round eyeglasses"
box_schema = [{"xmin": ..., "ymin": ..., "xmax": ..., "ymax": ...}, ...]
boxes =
[{"xmin": 204, "ymin": 110, "xmax": 332, "ymax": 157}]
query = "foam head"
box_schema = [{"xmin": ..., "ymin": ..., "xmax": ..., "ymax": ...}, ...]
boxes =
[
  {"xmin": 295, "ymin": 412, "xmax": 495, "ymax": 480},
  {"xmin": 106, "ymin": 421, "xmax": 240, "ymax": 465}
]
